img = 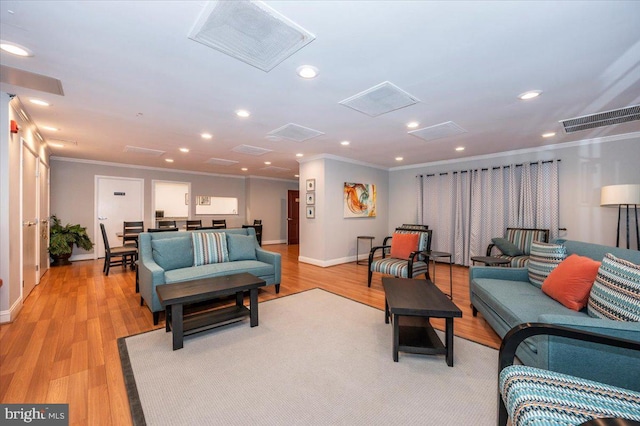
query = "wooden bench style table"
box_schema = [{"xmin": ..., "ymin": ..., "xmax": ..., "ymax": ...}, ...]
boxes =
[
  {"xmin": 383, "ymin": 277, "xmax": 462, "ymax": 366},
  {"xmin": 156, "ymin": 272, "xmax": 266, "ymax": 350}
]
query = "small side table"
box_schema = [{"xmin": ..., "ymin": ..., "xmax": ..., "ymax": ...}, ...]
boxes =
[
  {"xmin": 428, "ymin": 251, "xmax": 453, "ymax": 299},
  {"xmin": 470, "ymin": 256, "xmax": 510, "ymax": 267},
  {"xmin": 356, "ymin": 236, "xmax": 375, "ymax": 265}
]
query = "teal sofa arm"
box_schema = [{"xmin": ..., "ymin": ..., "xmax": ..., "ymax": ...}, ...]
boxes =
[
  {"xmin": 536, "ymin": 314, "xmax": 640, "ymax": 392},
  {"xmin": 256, "ymin": 248, "xmax": 281, "ymax": 284},
  {"xmin": 469, "ymin": 266, "xmax": 529, "ymax": 282}
]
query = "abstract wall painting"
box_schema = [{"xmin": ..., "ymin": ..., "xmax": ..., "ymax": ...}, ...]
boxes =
[{"xmin": 344, "ymin": 182, "xmax": 376, "ymax": 218}]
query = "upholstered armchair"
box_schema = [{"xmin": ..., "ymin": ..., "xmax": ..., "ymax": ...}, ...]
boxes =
[
  {"xmin": 498, "ymin": 323, "xmax": 640, "ymax": 426},
  {"xmin": 367, "ymin": 226, "xmax": 432, "ymax": 287},
  {"xmin": 487, "ymin": 227, "xmax": 549, "ymax": 267}
]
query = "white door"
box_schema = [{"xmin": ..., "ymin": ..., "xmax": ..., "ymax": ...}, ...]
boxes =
[
  {"xmin": 96, "ymin": 176, "xmax": 144, "ymax": 258},
  {"xmin": 22, "ymin": 144, "xmax": 38, "ymax": 298},
  {"xmin": 39, "ymin": 160, "xmax": 50, "ymax": 280}
]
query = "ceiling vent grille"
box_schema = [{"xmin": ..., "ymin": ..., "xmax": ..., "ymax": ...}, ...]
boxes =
[
  {"xmin": 268, "ymin": 123, "xmax": 324, "ymax": 142},
  {"xmin": 261, "ymin": 165, "xmax": 290, "ymax": 172},
  {"xmin": 206, "ymin": 157, "xmax": 239, "ymax": 166},
  {"xmin": 560, "ymin": 105, "xmax": 640, "ymax": 133},
  {"xmin": 188, "ymin": 0, "xmax": 316, "ymax": 72},
  {"xmin": 339, "ymin": 81, "xmax": 420, "ymax": 117},
  {"xmin": 124, "ymin": 146, "xmax": 165, "ymax": 156},
  {"xmin": 232, "ymin": 144, "xmax": 272, "ymax": 156},
  {"xmin": 49, "ymin": 139, "xmax": 78, "ymax": 146},
  {"xmin": 408, "ymin": 121, "xmax": 467, "ymax": 142}
]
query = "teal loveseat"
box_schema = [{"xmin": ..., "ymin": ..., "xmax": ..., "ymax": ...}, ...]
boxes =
[
  {"xmin": 470, "ymin": 239, "xmax": 640, "ymax": 391},
  {"xmin": 138, "ymin": 228, "xmax": 281, "ymax": 324}
]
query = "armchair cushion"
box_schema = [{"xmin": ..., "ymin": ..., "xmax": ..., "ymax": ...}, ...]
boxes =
[
  {"xmin": 492, "ymin": 237, "xmax": 524, "ymax": 257},
  {"xmin": 588, "ymin": 253, "xmax": 640, "ymax": 321},
  {"xmin": 369, "ymin": 258, "xmax": 429, "ymax": 279},
  {"xmin": 528, "ymin": 241, "xmax": 567, "ymax": 288},
  {"xmin": 192, "ymin": 232, "xmax": 229, "ymax": 266},
  {"xmin": 151, "ymin": 237, "xmax": 193, "ymax": 271},
  {"xmin": 541, "ymin": 254, "xmax": 601, "ymax": 311},
  {"xmin": 390, "ymin": 232, "xmax": 419, "ymax": 259}
]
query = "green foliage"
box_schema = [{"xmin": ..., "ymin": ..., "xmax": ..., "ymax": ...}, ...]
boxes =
[{"xmin": 48, "ymin": 215, "xmax": 94, "ymax": 256}]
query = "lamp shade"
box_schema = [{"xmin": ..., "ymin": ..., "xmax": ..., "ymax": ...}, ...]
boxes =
[{"xmin": 600, "ymin": 184, "xmax": 640, "ymax": 206}]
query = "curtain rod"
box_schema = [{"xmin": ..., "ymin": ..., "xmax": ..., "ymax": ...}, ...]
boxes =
[{"xmin": 417, "ymin": 159, "xmax": 561, "ymax": 178}]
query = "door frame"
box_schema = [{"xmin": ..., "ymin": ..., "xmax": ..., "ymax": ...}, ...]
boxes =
[
  {"xmin": 287, "ymin": 189, "xmax": 300, "ymax": 245},
  {"xmin": 38, "ymin": 159, "xmax": 50, "ymax": 281},
  {"xmin": 20, "ymin": 139, "xmax": 39, "ymax": 299}
]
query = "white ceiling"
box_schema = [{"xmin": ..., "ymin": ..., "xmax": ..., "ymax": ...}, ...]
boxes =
[{"xmin": 1, "ymin": 1, "xmax": 640, "ymax": 180}]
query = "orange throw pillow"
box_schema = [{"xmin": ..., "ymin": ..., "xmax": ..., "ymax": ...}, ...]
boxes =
[
  {"xmin": 541, "ymin": 254, "xmax": 601, "ymax": 311},
  {"xmin": 390, "ymin": 233, "xmax": 420, "ymax": 259}
]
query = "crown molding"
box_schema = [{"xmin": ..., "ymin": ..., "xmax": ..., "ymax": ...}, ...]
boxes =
[{"xmin": 298, "ymin": 153, "xmax": 387, "ymax": 170}]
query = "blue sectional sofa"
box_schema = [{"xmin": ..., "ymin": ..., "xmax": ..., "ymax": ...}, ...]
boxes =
[
  {"xmin": 470, "ymin": 239, "xmax": 640, "ymax": 391},
  {"xmin": 138, "ymin": 227, "xmax": 281, "ymax": 324}
]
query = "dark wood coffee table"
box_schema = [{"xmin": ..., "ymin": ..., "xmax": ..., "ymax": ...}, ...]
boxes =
[
  {"xmin": 156, "ymin": 272, "xmax": 266, "ymax": 350},
  {"xmin": 382, "ymin": 277, "xmax": 462, "ymax": 366}
]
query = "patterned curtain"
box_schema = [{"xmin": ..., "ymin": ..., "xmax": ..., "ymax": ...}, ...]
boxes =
[{"xmin": 418, "ymin": 160, "xmax": 560, "ymax": 265}]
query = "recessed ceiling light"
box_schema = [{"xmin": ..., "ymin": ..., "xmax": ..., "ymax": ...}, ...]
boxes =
[
  {"xmin": 179, "ymin": 148, "xmax": 190, "ymax": 153},
  {"xmin": 236, "ymin": 109, "xmax": 250, "ymax": 118},
  {"xmin": 395, "ymin": 157, "xmax": 403, "ymax": 161},
  {"xmin": 165, "ymin": 158, "xmax": 174, "ymax": 163},
  {"xmin": 201, "ymin": 133, "xmax": 212, "ymax": 139},
  {"xmin": 406, "ymin": 121, "xmax": 419, "ymax": 129},
  {"xmin": 296, "ymin": 65, "xmax": 318, "ymax": 79},
  {"xmin": 518, "ymin": 90, "xmax": 542, "ymax": 100},
  {"xmin": 294, "ymin": 174, "xmax": 299, "ymax": 178},
  {"xmin": 41, "ymin": 126, "xmax": 59, "ymax": 131},
  {"xmin": 455, "ymin": 146, "xmax": 465, "ymax": 151},
  {"xmin": 241, "ymin": 167, "xmax": 248, "ymax": 171},
  {"xmin": 0, "ymin": 41, "xmax": 33, "ymax": 57},
  {"xmin": 264, "ymin": 161, "xmax": 271, "ymax": 165},
  {"xmin": 542, "ymin": 132, "xmax": 556, "ymax": 138},
  {"xmin": 296, "ymin": 153, "xmax": 303, "ymax": 157},
  {"xmin": 49, "ymin": 142, "xmax": 64, "ymax": 148},
  {"xmin": 340, "ymin": 140, "xmax": 350, "ymax": 146},
  {"xmin": 29, "ymin": 99, "xmax": 50, "ymax": 106}
]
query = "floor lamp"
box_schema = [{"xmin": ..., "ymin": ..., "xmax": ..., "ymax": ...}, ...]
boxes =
[{"xmin": 600, "ymin": 184, "xmax": 640, "ymax": 250}]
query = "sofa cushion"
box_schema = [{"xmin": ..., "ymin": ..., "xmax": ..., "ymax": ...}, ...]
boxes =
[
  {"xmin": 165, "ymin": 260, "xmax": 274, "ymax": 284},
  {"xmin": 528, "ymin": 242, "xmax": 567, "ymax": 288},
  {"xmin": 192, "ymin": 232, "xmax": 229, "ymax": 266},
  {"xmin": 226, "ymin": 234, "xmax": 257, "ymax": 261},
  {"xmin": 588, "ymin": 253, "xmax": 640, "ymax": 321},
  {"xmin": 151, "ymin": 237, "xmax": 193, "ymax": 271},
  {"xmin": 390, "ymin": 232, "xmax": 419, "ymax": 259},
  {"xmin": 541, "ymin": 254, "xmax": 601, "ymax": 311},
  {"xmin": 492, "ymin": 237, "xmax": 525, "ymax": 257}
]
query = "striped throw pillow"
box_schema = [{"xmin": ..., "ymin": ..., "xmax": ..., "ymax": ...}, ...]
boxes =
[
  {"xmin": 192, "ymin": 232, "xmax": 229, "ymax": 266},
  {"xmin": 588, "ymin": 253, "xmax": 640, "ymax": 321},
  {"xmin": 528, "ymin": 241, "xmax": 566, "ymax": 288}
]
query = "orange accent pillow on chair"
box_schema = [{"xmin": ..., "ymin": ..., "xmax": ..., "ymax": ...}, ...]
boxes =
[
  {"xmin": 541, "ymin": 254, "xmax": 601, "ymax": 311},
  {"xmin": 390, "ymin": 233, "xmax": 420, "ymax": 259}
]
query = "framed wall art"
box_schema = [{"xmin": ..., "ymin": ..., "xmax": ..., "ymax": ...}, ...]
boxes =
[
  {"xmin": 306, "ymin": 192, "xmax": 315, "ymax": 205},
  {"xmin": 306, "ymin": 179, "xmax": 315, "ymax": 191},
  {"xmin": 344, "ymin": 182, "xmax": 376, "ymax": 218},
  {"xmin": 306, "ymin": 206, "xmax": 315, "ymax": 219}
]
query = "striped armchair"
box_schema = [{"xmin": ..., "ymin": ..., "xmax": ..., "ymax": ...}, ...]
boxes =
[
  {"xmin": 499, "ymin": 323, "xmax": 640, "ymax": 426},
  {"xmin": 487, "ymin": 227, "xmax": 550, "ymax": 267},
  {"xmin": 367, "ymin": 226, "xmax": 432, "ymax": 287}
]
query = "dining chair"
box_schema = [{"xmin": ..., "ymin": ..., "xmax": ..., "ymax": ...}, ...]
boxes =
[
  {"xmin": 253, "ymin": 219, "xmax": 262, "ymax": 225},
  {"xmin": 100, "ymin": 223, "xmax": 137, "ymax": 276},
  {"xmin": 211, "ymin": 219, "xmax": 226, "ymax": 229},
  {"xmin": 157, "ymin": 220, "xmax": 177, "ymax": 229},
  {"xmin": 186, "ymin": 220, "xmax": 202, "ymax": 231},
  {"xmin": 123, "ymin": 221, "xmax": 144, "ymax": 247},
  {"xmin": 147, "ymin": 228, "xmax": 179, "ymax": 233}
]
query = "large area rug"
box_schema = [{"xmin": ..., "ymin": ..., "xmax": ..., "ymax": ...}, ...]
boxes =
[{"xmin": 119, "ymin": 289, "xmax": 498, "ymax": 425}]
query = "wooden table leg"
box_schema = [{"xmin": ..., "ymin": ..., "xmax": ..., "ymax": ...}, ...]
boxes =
[
  {"xmin": 393, "ymin": 314, "xmax": 399, "ymax": 362},
  {"xmin": 385, "ymin": 298, "xmax": 390, "ymax": 324},
  {"xmin": 446, "ymin": 317, "xmax": 454, "ymax": 367},
  {"xmin": 171, "ymin": 303, "xmax": 183, "ymax": 350},
  {"xmin": 249, "ymin": 288, "xmax": 258, "ymax": 327},
  {"xmin": 236, "ymin": 290, "xmax": 243, "ymax": 306},
  {"xmin": 165, "ymin": 306, "xmax": 171, "ymax": 332}
]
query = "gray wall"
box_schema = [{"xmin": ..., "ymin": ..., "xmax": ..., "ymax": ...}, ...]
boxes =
[
  {"xmin": 245, "ymin": 177, "xmax": 298, "ymax": 243},
  {"xmin": 50, "ymin": 158, "xmax": 297, "ymax": 258},
  {"xmin": 388, "ymin": 134, "xmax": 640, "ymax": 250}
]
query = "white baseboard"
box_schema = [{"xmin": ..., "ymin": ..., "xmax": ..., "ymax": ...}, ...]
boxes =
[
  {"xmin": 70, "ymin": 253, "xmax": 95, "ymax": 262},
  {"xmin": 0, "ymin": 295, "xmax": 23, "ymax": 324},
  {"xmin": 262, "ymin": 239, "xmax": 286, "ymax": 245},
  {"xmin": 299, "ymin": 253, "xmax": 379, "ymax": 268}
]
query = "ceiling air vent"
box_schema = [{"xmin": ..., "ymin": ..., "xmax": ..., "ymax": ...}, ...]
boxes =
[
  {"xmin": 261, "ymin": 165, "xmax": 290, "ymax": 172},
  {"xmin": 339, "ymin": 81, "xmax": 420, "ymax": 117},
  {"xmin": 268, "ymin": 123, "xmax": 324, "ymax": 142},
  {"xmin": 206, "ymin": 158, "xmax": 239, "ymax": 166},
  {"xmin": 408, "ymin": 121, "xmax": 467, "ymax": 142},
  {"xmin": 560, "ymin": 105, "xmax": 640, "ymax": 133},
  {"xmin": 188, "ymin": 0, "xmax": 316, "ymax": 72},
  {"xmin": 232, "ymin": 144, "xmax": 272, "ymax": 156},
  {"xmin": 124, "ymin": 146, "xmax": 165, "ymax": 156}
]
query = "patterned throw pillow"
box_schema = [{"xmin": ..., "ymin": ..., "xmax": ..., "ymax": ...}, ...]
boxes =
[
  {"xmin": 192, "ymin": 232, "xmax": 229, "ymax": 266},
  {"xmin": 588, "ymin": 253, "xmax": 640, "ymax": 321},
  {"xmin": 528, "ymin": 242, "xmax": 567, "ymax": 288}
]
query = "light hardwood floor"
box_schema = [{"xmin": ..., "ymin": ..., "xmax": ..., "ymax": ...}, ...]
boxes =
[{"xmin": 0, "ymin": 244, "xmax": 500, "ymax": 425}]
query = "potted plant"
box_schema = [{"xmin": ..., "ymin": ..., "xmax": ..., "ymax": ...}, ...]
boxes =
[{"xmin": 48, "ymin": 215, "xmax": 94, "ymax": 266}]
